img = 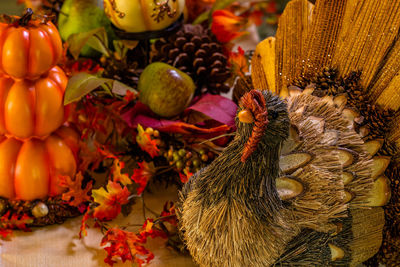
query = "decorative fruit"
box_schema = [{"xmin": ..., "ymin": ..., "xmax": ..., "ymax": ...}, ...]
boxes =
[
  {"xmin": 0, "ymin": 126, "xmax": 79, "ymax": 201},
  {"xmin": 103, "ymin": 0, "xmax": 185, "ymax": 33},
  {"xmin": 0, "ymin": 66, "xmax": 68, "ymax": 139},
  {"xmin": 58, "ymin": 0, "xmax": 115, "ymax": 57},
  {"xmin": 0, "ymin": 9, "xmax": 62, "ymax": 80},
  {"xmin": 138, "ymin": 62, "xmax": 195, "ymax": 117}
]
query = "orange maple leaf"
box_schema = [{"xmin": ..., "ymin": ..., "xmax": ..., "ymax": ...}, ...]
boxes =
[
  {"xmin": 211, "ymin": 10, "xmax": 248, "ymax": 43},
  {"xmin": 136, "ymin": 124, "xmax": 159, "ymax": 158},
  {"xmin": 92, "ymin": 181, "xmax": 130, "ymax": 221},
  {"xmin": 59, "ymin": 172, "xmax": 93, "ymax": 207},
  {"xmin": 101, "ymin": 227, "xmax": 154, "ymax": 266}
]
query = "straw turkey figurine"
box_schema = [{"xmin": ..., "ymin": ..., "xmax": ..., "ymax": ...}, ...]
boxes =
[{"xmin": 179, "ymin": 0, "xmax": 400, "ymax": 266}]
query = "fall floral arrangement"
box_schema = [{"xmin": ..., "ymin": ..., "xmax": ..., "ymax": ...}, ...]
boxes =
[{"xmin": 0, "ymin": 0, "xmax": 281, "ymax": 266}]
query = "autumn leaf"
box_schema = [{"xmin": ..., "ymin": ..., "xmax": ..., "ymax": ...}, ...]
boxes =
[
  {"xmin": 0, "ymin": 212, "xmax": 33, "ymax": 232},
  {"xmin": 111, "ymin": 160, "xmax": 132, "ymax": 186},
  {"xmin": 131, "ymin": 161, "xmax": 156, "ymax": 195},
  {"xmin": 101, "ymin": 227, "xmax": 154, "ymax": 266},
  {"xmin": 160, "ymin": 202, "xmax": 178, "ymax": 226},
  {"xmin": 211, "ymin": 10, "xmax": 248, "ymax": 43},
  {"xmin": 229, "ymin": 46, "xmax": 249, "ymax": 78},
  {"xmin": 136, "ymin": 124, "xmax": 159, "ymax": 158},
  {"xmin": 79, "ymin": 207, "xmax": 92, "ymax": 239},
  {"xmin": 0, "ymin": 228, "xmax": 13, "ymax": 239},
  {"xmin": 92, "ymin": 181, "xmax": 130, "ymax": 221},
  {"xmin": 138, "ymin": 219, "xmax": 167, "ymax": 242},
  {"xmin": 64, "ymin": 59, "xmax": 103, "ymax": 76},
  {"xmin": 179, "ymin": 171, "xmax": 193, "ymax": 183},
  {"xmin": 60, "ymin": 173, "xmax": 93, "ymax": 207}
]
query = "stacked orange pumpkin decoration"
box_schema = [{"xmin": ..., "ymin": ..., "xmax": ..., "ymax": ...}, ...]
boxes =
[{"xmin": 0, "ymin": 9, "xmax": 79, "ymax": 222}]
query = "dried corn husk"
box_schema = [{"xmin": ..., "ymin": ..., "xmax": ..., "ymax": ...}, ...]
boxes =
[
  {"xmin": 251, "ymin": 37, "xmax": 276, "ymax": 92},
  {"xmin": 274, "ymin": 0, "xmax": 313, "ymax": 96}
]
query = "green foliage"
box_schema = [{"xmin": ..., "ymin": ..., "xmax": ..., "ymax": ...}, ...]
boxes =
[
  {"xmin": 64, "ymin": 73, "xmax": 112, "ymax": 104},
  {"xmin": 67, "ymin": 27, "xmax": 110, "ymax": 60}
]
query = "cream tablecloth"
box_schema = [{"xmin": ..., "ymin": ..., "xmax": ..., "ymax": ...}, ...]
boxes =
[{"xmin": 0, "ymin": 185, "xmax": 196, "ymax": 267}]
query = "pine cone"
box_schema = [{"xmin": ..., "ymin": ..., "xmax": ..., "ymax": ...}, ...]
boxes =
[
  {"xmin": 33, "ymin": 0, "xmax": 65, "ymax": 22},
  {"xmin": 152, "ymin": 24, "xmax": 231, "ymax": 95},
  {"xmin": 101, "ymin": 55, "xmax": 142, "ymax": 88}
]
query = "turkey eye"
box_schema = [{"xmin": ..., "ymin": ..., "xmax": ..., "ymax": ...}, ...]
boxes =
[{"xmin": 270, "ymin": 110, "xmax": 279, "ymax": 119}]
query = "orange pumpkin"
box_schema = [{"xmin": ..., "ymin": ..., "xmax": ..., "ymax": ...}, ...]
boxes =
[
  {"xmin": 0, "ymin": 10, "xmax": 62, "ymax": 80},
  {"xmin": 0, "ymin": 66, "xmax": 67, "ymax": 139},
  {"xmin": 0, "ymin": 126, "xmax": 79, "ymax": 201}
]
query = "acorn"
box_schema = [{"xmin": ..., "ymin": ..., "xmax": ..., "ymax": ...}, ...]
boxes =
[{"xmin": 32, "ymin": 202, "xmax": 49, "ymax": 218}]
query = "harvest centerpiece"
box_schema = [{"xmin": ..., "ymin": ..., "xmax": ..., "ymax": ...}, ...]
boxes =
[{"xmin": 3, "ymin": 0, "xmax": 400, "ymax": 267}]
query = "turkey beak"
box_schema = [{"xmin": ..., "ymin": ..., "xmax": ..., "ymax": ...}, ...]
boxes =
[{"xmin": 238, "ymin": 109, "xmax": 254, "ymax": 123}]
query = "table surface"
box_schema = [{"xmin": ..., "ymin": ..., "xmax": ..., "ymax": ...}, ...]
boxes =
[{"xmin": 0, "ymin": 185, "xmax": 197, "ymax": 267}]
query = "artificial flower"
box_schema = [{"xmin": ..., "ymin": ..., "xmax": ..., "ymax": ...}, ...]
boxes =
[
  {"xmin": 92, "ymin": 181, "xmax": 130, "ymax": 221},
  {"xmin": 131, "ymin": 161, "xmax": 156, "ymax": 195}
]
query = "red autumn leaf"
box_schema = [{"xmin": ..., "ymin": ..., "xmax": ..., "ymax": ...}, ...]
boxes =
[
  {"xmin": 101, "ymin": 228, "xmax": 154, "ymax": 266},
  {"xmin": 0, "ymin": 228, "xmax": 13, "ymax": 239},
  {"xmin": 179, "ymin": 170, "xmax": 193, "ymax": 183},
  {"xmin": 79, "ymin": 141, "xmax": 104, "ymax": 171},
  {"xmin": 211, "ymin": 10, "xmax": 248, "ymax": 43},
  {"xmin": 160, "ymin": 202, "xmax": 178, "ymax": 226},
  {"xmin": 136, "ymin": 124, "xmax": 159, "ymax": 158},
  {"xmin": 96, "ymin": 145, "xmax": 119, "ymax": 160},
  {"xmin": 138, "ymin": 219, "xmax": 168, "ymax": 241},
  {"xmin": 186, "ymin": 94, "xmax": 237, "ymax": 126},
  {"xmin": 0, "ymin": 211, "xmax": 33, "ymax": 232},
  {"xmin": 60, "ymin": 172, "xmax": 93, "ymax": 207},
  {"xmin": 131, "ymin": 161, "xmax": 156, "ymax": 195},
  {"xmin": 248, "ymin": 10, "xmax": 263, "ymax": 26},
  {"xmin": 266, "ymin": 1, "xmax": 278, "ymax": 14},
  {"xmin": 185, "ymin": 0, "xmax": 215, "ymax": 22},
  {"xmin": 63, "ymin": 59, "xmax": 103, "ymax": 77},
  {"xmin": 122, "ymin": 95, "xmax": 237, "ymax": 138},
  {"xmin": 92, "ymin": 181, "xmax": 130, "ymax": 221}
]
